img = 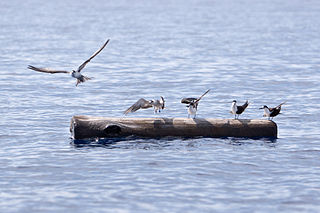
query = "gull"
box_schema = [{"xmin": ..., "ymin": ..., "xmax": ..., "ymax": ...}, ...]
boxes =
[
  {"xmin": 124, "ymin": 97, "xmax": 165, "ymax": 115},
  {"xmin": 260, "ymin": 102, "xmax": 286, "ymax": 120},
  {"xmin": 181, "ymin": 89, "xmax": 210, "ymax": 118},
  {"xmin": 230, "ymin": 100, "xmax": 249, "ymax": 119},
  {"xmin": 28, "ymin": 39, "xmax": 110, "ymax": 86}
]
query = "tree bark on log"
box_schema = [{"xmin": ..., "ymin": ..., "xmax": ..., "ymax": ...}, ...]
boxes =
[{"xmin": 70, "ymin": 115, "xmax": 277, "ymax": 140}]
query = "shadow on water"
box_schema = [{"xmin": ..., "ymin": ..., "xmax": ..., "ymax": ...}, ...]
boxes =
[
  {"xmin": 226, "ymin": 137, "xmax": 278, "ymax": 147},
  {"xmin": 70, "ymin": 135, "xmax": 278, "ymax": 149},
  {"xmin": 71, "ymin": 136, "xmax": 199, "ymax": 149}
]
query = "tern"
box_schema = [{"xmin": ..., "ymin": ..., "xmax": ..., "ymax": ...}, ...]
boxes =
[
  {"xmin": 259, "ymin": 102, "xmax": 286, "ymax": 120},
  {"xmin": 28, "ymin": 39, "xmax": 110, "ymax": 86},
  {"xmin": 181, "ymin": 89, "xmax": 210, "ymax": 118},
  {"xmin": 230, "ymin": 100, "xmax": 249, "ymax": 119},
  {"xmin": 124, "ymin": 96, "xmax": 165, "ymax": 115}
]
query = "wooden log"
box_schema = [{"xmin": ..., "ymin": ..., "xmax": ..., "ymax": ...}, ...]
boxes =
[{"xmin": 70, "ymin": 115, "xmax": 277, "ymax": 140}]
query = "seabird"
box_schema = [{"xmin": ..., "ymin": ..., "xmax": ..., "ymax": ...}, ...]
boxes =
[
  {"xmin": 28, "ymin": 39, "xmax": 110, "ymax": 86},
  {"xmin": 124, "ymin": 96, "xmax": 165, "ymax": 115},
  {"xmin": 181, "ymin": 89, "xmax": 210, "ymax": 118},
  {"xmin": 230, "ymin": 100, "xmax": 249, "ymax": 119},
  {"xmin": 259, "ymin": 102, "xmax": 286, "ymax": 120}
]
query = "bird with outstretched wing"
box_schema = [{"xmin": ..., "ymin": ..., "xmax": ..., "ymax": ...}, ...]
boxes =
[
  {"xmin": 181, "ymin": 89, "xmax": 210, "ymax": 118},
  {"xmin": 28, "ymin": 39, "xmax": 110, "ymax": 86}
]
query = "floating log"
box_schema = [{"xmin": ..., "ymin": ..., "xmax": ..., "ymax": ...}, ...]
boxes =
[{"xmin": 70, "ymin": 115, "xmax": 277, "ymax": 140}]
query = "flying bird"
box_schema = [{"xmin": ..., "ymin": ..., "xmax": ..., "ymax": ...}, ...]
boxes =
[
  {"xmin": 124, "ymin": 97, "xmax": 165, "ymax": 115},
  {"xmin": 28, "ymin": 39, "xmax": 110, "ymax": 86},
  {"xmin": 230, "ymin": 100, "xmax": 249, "ymax": 119},
  {"xmin": 181, "ymin": 89, "xmax": 210, "ymax": 118},
  {"xmin": 260, "ymin": 102, "xmax": 286, "ymax": 120}
]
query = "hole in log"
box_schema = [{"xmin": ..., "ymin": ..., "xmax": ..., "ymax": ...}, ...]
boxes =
[{"xmin": 104, "ymin": 125, "xmax": 121, "ymax": 136}]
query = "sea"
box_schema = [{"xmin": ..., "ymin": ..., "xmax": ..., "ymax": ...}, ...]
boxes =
[{"xmin": 1, "ymin": 0, "xmax": 320, "ymax": 212}]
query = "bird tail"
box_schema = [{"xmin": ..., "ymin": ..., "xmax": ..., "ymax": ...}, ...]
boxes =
[
  {"xmin": 82, "ymin": 75, "xmax": 93, "ymax": 82},
  {"xmin": 76, "ymin": 75, "xmax": 93, "ymax": 86}
]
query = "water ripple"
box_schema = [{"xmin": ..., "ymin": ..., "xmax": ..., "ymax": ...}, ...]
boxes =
[{"xmin": 1, "ymin": 0, "xmax": 320, "ymax": 212}]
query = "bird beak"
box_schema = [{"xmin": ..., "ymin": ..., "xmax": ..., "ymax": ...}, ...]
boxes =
[{"xmin": 259, "ymin": 107, "xmax": 263, "ymax": 109}]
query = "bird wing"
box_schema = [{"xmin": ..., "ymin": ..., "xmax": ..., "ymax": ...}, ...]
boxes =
[
  {"xmin": 195, "ymin": 89, "xmax": 210, "ymax": 103},
  {"xmin": 268, "ymin": 102, "xmax": 286, "ymax": 112},
  {"xmin": 181, "ymin": 98, "xmax": 197, "ymax": 104},
  {"xmin": 77, "ymin": 39, "xmax": 110, "ymax": 72},
  {"xmin": 28, "ymin": 65, "xmax": 70, "ymax": 74},
  {"xmin": 268, "ymin": 106, "xmax": 275, "ymax": 112},
  {"xmin": 160, "ymin": 96, "xmax": 165, "ymax": 109},
  {"xmin": 242, "ymin": 100, "xmax": 249, "ymax": 109},
  {"xmin": 237, "ymin": 100, "xmax": 249, "ymax": 114},
  {"xmin": 276, "ymin": 101, "xmax": 286, "ymax": 109},
  {"xmin": 124, "ymin": 98, "xmax": 152, "ymax": 115}
]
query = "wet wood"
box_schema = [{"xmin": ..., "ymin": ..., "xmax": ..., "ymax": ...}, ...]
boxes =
[{"xmin": 70, "ymin": 115, "xmax": 277, "ymax": 140}]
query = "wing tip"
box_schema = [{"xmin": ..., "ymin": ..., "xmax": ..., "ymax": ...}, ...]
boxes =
[{"xmin": 124, "ymin": 106, "xmax": 133, "ymax": 115}]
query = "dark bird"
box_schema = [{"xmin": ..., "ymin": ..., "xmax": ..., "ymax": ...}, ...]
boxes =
[
  {"xmin": 28, "ymin": 39, "xmax": 110, "ymax": 86},
  {"xmin": 181, "ymin": 89, "xmax": 210, "ymax": 118},
  {"xmin": 124, "ymin": 97, "xmax": 165, "ymax": 115},
  {"xmin": 230, "ymin": 100, "xmax": 249, "ymax": 119},
  {"xmin": 259, "ymin": 102, "xmax": 286, "ymax": 120}
]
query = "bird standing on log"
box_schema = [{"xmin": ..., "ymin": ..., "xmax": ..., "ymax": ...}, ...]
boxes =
[
  {"xmin": 181, "ymin": 89, "xmax": 210, "ymax": 118},
  {"xmin": 28, "ymin": 39, "xmax": 110, "ymax": 86},
  {"xmin": 124, "ymin": 97, "xmax": 165, "ymax": 115},
  {"xmin": 230, "ymin": 100, "xmax": 249, "ymax": 119},
  {"xmin": 260, "ymin": 102, "xmax": 286, "ymax": 120}
]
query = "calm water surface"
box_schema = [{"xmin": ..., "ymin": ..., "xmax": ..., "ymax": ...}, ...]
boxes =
[{"xmin": 1, "ymin": 0, "xmax": 320, "ymax": 212}]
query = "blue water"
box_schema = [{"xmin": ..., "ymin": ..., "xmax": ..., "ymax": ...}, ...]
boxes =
[{"xmin": 1, "ymin": 0, "xmax": 320, "ymax": 212}]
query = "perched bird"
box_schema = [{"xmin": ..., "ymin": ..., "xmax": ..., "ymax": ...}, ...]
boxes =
[
  {"xmin": 181, "ymin": 89, "xmax": 210, "ymax": 118},
  {"xmin": 230, "ymin": 100, "xmax": 249, "ymax": 119},
  {"xmin": 260, "ymin": 102, "xmax": 286, "ymax": 120},
  {"xmin": 28, "ymin": 39, "xmax": 110, "ymax": 86},
  {"xmin": 124, "ymin": 97, "xmax": 165, "ymax": 115}
]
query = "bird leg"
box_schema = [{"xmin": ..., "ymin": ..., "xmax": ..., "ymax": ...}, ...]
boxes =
[{"xmin": 76, "ymin": 79, "xmax": 80, "ymax": 86}]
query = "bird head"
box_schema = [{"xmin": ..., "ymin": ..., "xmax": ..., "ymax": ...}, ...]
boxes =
[
  {"xmin": 232, "ymin": 100, "xmax": 237, "ymax": 103},
  {"xmin": 259, "ymin": 105, "xmax": 268, "ymax": 109}
]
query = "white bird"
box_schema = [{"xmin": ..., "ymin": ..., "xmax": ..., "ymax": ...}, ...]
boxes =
[
  {"xmin": 181, "ymin": 89, "xmax": 210, "ymax": 118},
  {"xmin": 28, "ymin": 39, "xmax": 110, "ymax": 86},
  {"xmin": 187, "ymin": 102, "xmax": 198, "ymax": 118},
  {"xmin": 124, "ymin": 97, "xmax": 165, "ymax": 115},
  {"xmin": 230, "ymin": 100, "xmax": 249, "ymax": 119},
  {"xmin": 152, "ymin": 97, "xmax": 166, "ymax": 113}
]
